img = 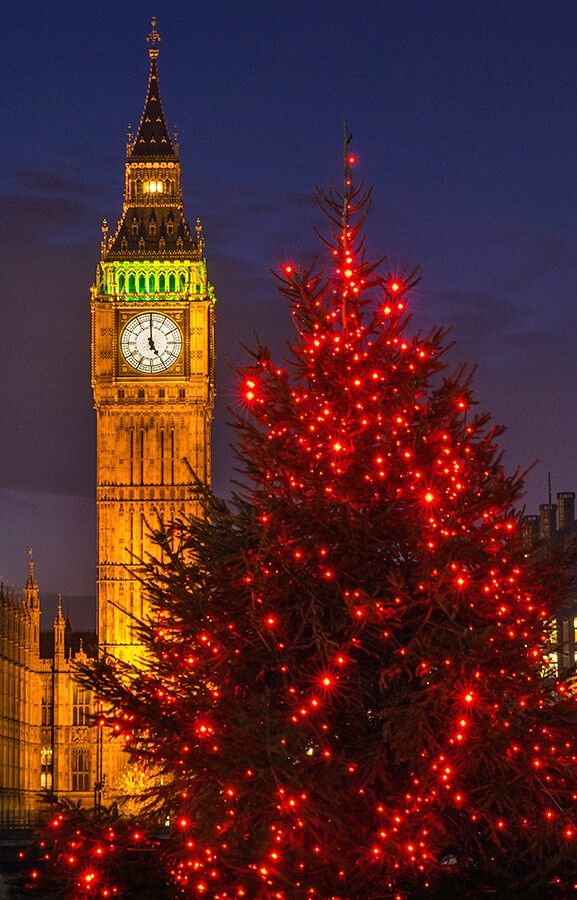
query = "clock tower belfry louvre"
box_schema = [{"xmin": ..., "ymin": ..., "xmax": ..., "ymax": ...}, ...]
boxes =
[{"xmin": 92, "ymin": 21, "xmax": 215, "ymax": 661}]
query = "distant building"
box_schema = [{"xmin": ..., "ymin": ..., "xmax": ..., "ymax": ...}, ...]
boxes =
[
  {"xmin": 0, "ymin": 554, "xmax": 97, "ymax": 825},
  {"xmin": 0, "ymin": 21, "xmax": 215, "ymax": 825},
  {"xmin": 522, "ymin": 491, "xmax": 577, "ymax": 675}
]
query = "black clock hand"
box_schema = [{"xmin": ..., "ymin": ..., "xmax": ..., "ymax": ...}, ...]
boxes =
[{"xmin": 148, "ymin": 314, "xmax": 157, "ymax": 352}]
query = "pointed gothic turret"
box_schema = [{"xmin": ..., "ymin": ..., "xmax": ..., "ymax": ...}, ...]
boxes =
[
  {"xmin": 24, "ymin": 548, "xmax": 39, "ymax": 612},
  {"xmin": 131, "ymin": 19, "xmax": 176, "ymax": 160},
  {"xmin": 54, "ymin": 596, "xmax": 66, "ymax": 660},
  {"xmin": 103, "ymin": 19, "xmax": 199, "ymax": 262}
]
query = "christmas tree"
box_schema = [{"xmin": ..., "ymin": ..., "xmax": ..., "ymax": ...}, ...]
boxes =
[
  {"xmin": 67, "ymin": 135, "xmax": 577, "ymax": 898},
  {"xmin": 24, "ymin": 799, "xmax": 170, "ymax": 898}
]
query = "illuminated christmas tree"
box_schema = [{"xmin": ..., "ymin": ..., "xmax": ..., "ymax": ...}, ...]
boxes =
[{"xmin": 66, "ymin": 137, "xmax": 577, "ymax": 898}]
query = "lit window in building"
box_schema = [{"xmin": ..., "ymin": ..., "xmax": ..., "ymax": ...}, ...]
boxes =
[
  {"xmin": 72, "ymin": 749, "xmax": 91, "ymax": 792},
  {"xmin": 73, "ymin": 685, "xmax": 91, "ymax": 726},
  {"xmin": 40, "ymin": 747, "xmax": 53, "ymax": 790},
  {"xmin": 41, "ymin": 691, "xmax": 53, "ymax": 726},
  {"xmin": 144, "ymin": 180, "xmax": 164, "ymax": 193}
]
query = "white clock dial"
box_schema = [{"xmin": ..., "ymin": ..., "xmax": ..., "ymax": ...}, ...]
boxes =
[{"xmin": 121, "ymin": 313, "xmax": 182, "ymax": 373}]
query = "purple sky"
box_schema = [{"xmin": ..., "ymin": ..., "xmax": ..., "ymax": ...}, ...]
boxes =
[{"xmin": 1, "ymin": 1, "xmax": 576, "ymax": 628}]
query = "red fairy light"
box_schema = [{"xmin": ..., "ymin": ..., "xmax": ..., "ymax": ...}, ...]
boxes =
[
  {"xmin": 390, "ymin": 282, "xmax": 400, "ymax": 292},
  {"xmin": 196, "ymin": 721, "xmax": 214, "ymax": 737},
  {"xmin": 348, "ymin": 155, "xmax": 356, "ymax": 164},
  {"xmin": 283, "ymin": 264, "xmax": 293, "ymax": 274},
  {"xmin": 424, "ymin": 491, "xmax": 435, "ymax": 504}
]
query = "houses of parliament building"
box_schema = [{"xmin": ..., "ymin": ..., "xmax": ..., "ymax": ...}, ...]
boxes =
[{"xmin": 0, "ymin": 22, "xmax": 215, "ymax": 825}]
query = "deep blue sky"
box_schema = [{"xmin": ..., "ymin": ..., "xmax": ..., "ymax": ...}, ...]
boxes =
[{"xmin": 1, "ymin": 1, "xmax": 576, "ymax": 627}]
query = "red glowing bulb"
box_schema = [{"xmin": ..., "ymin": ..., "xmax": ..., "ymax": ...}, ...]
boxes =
[
  {"xmin": 390, "ymin": 281, "xmax": 400, "ymax": 292},
  {"xmin": 424, "ymin": 491, "xmax": 435, "ymax": 504}
]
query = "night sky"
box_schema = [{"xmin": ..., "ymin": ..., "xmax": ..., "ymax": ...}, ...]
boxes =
[{"xmin": 1, "ymin": 1, "xmax": 576, "ymax": 628}]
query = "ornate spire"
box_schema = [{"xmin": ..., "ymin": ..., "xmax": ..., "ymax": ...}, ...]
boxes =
[
  {"xmin": 26, "ymin": 548, "xmax": 37, "ymax": 590},
  {"xmin": 104, "ymin": 22, "xmax": 201, "ymax": 261},
  {"xmin": 130, "ymin": 19, "xmax": 176, "ymax": 160}
]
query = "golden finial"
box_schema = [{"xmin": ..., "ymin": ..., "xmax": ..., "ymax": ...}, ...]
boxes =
[
  {"xmin": 101, "ymin": 219, "xmax": 109, "ymax": 255},
  {"xmin": 29, "ymin": 548, "xmax": 34, "ymax": 580},
  {"xmin": 147, "ymin": 17, "xmax": 161, "ymax": 59}
]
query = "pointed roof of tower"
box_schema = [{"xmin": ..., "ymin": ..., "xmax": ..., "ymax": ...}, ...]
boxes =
[
  {"xmin": 130, "ymin": 19, "xmax": 177, "ymax": 160},
  {"xmin": 54, "ymin": 595, "xmax": 65, "ymax": 626},
  {"xmin": 26, "ymin": 548, "xmax": 38, "ymax": 591}
]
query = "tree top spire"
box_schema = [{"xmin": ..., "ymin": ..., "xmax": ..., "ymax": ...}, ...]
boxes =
[{"xmin": 342, "ymin": 120, "xmax": 354, "ymax": 230}]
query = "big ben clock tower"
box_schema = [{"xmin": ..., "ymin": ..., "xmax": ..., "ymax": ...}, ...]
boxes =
[{"xmin": 92, "ymin": 21, "xmax": 215, "ymax": 662}]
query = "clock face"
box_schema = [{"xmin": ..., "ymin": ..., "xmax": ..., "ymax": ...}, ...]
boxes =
[{"xmin": 121, "ymin": 313, "xmax": 182, "ymax": 373}]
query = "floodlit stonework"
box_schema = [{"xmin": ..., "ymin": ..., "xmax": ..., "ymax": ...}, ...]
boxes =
[{"xmin": 0, "ymin": 22, "xmax": 215, "ymax": 824}]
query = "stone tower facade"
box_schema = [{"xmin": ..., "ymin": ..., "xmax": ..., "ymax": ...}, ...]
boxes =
[
  {"xmin": 92, "ymin": 20, "xmax": 215, "ymax": 663},
  {"xmin": 0, "ymin": 22, "xmax": 215, "ymax": 822}
]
